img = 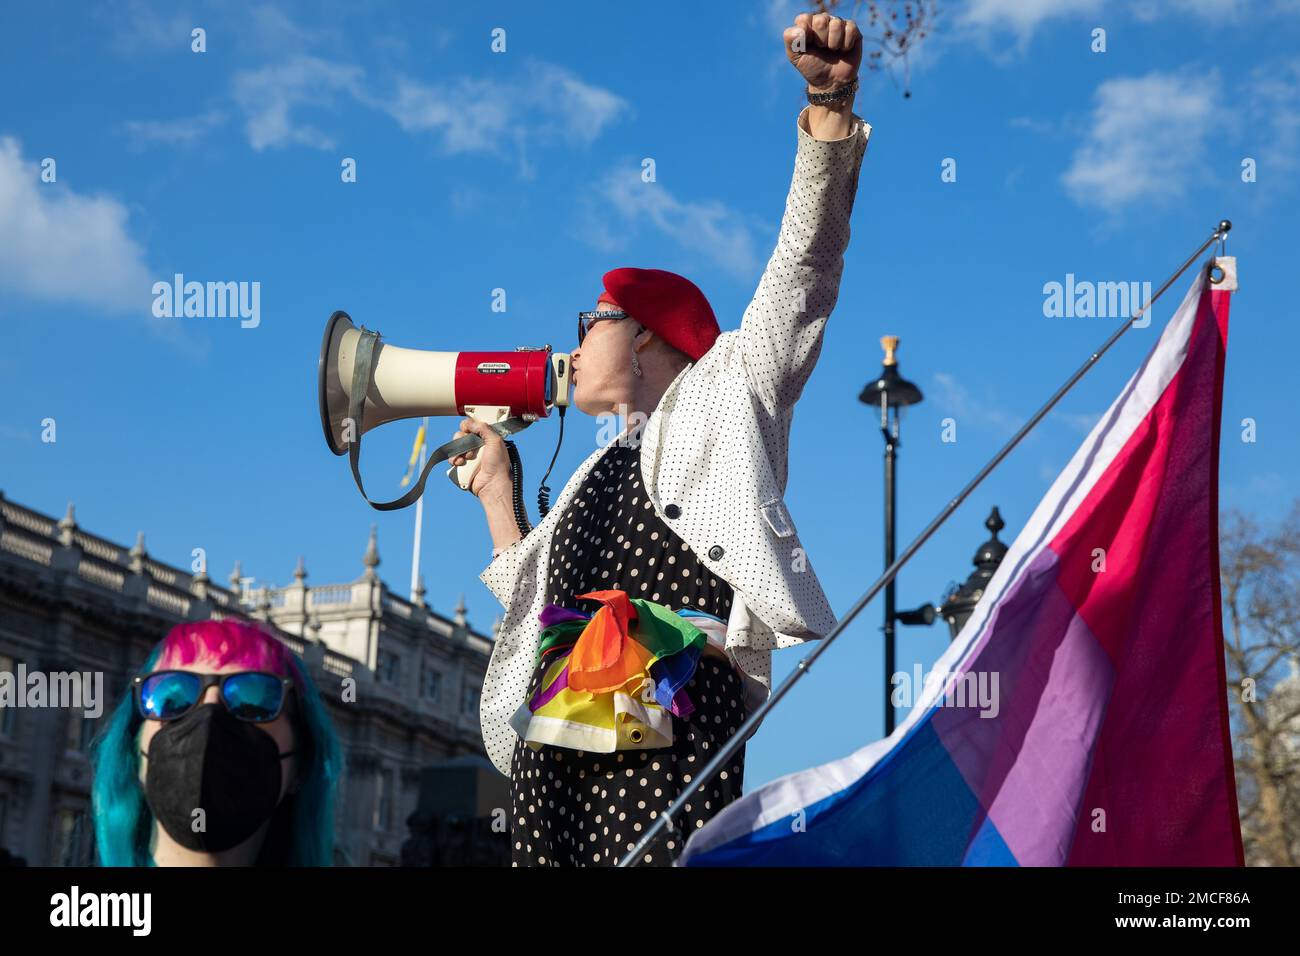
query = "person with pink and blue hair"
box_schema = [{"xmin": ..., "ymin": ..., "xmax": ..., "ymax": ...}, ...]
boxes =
[{"xmin": 90, "ymin": 618, "xmax": 342, "ymax": 866}]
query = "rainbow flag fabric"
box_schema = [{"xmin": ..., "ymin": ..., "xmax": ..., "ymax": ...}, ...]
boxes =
[{"xmin": 509, "ymin": 590, "xmax": 725, "ymax": 754}]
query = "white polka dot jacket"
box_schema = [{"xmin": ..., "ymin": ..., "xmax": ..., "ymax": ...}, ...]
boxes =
[{"xmin": 478, "ymin": 107, "xmax": 872, "ymax": 776}]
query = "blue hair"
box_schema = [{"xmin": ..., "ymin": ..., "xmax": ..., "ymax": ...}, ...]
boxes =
[{"xmin": 90, "ymin": 623, "xmax": 343, "ymax": 866}]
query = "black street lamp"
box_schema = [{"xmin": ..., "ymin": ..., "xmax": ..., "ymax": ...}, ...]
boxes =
[
  {"xmin": 859, "ymin": 335, "xmax": 922, "ymax": 737},
  {"xmin": 894, "ymin": 506, "xmax": 1010, "ymax": 639},
  {"xmin": 937, "ymin": 506, "xmax": 1008, "ymax": 640}
]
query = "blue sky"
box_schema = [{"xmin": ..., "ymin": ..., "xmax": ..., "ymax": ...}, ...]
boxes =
[{"xmin": 2, "ymin": 0, "xmax": 1298, "ymax": 787}]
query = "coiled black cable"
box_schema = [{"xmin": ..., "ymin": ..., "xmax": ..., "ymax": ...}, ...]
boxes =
[
  {"xmin": 537, "ymin": 405, "xmax": 566, "ymax": 520},
  {"xmin": 503, "ymin": 439, "xmax": 532, "ymax": 538}
]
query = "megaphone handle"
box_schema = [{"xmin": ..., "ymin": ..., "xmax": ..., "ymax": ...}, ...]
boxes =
[
  {"xmin": 448, "ymin": 405, "xmax": 513, "ymax": 491},
  {"xmin": 450, "ymin": 455, "xmax": 481, "ymax": 491}
]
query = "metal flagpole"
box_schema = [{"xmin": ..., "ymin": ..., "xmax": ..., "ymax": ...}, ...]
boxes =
[
  {"xmin": 618, "ymin": 220, "xmax": 1232, "ymax": 867},
  {"xmin": 410, "ymin": 416, "xmax": 429, "ymax": 601}
]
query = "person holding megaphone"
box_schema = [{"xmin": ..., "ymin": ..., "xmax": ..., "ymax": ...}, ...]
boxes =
[{"xmin": 452, "ymin": 12, "xmax": 871, "ymax": 867}]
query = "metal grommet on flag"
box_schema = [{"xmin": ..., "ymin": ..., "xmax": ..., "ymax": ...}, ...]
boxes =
[{"xmin": 1210, "ymin": 219, "xmax": 1231, "ymax": 284}]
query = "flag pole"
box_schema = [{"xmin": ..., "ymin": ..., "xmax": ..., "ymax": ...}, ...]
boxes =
[
  {"xmin": 618, "ymin": 219, "xmax": 1232, "ymax": 867},
  {"xmin": 410, "ymin": 416, "xmax": 429, "ymax": 601}
]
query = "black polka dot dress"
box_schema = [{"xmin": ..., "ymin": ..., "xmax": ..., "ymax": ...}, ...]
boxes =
[{"xmin": 509, "ymin": 440, "xmax": 748, "ymax": 867}]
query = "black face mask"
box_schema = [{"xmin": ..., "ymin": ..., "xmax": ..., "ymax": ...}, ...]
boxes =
[{"xmin": 142, "ymin": 703, "xmax": 295, "ymax": 853}]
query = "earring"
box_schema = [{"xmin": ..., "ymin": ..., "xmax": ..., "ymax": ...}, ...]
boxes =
[{"xmin": 631, "ymin": 350, "xmax": 642, "ymax": 377}]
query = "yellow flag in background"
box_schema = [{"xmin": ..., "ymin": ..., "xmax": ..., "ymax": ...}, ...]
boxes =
[{"xmin": 399, "ymin": 423, "xmax": 427, "ymax": 488}]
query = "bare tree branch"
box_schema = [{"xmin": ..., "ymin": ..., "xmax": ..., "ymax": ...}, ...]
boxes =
[
  {"xmin": 1221, "ymin": 503, "xmax": 1300, "ymax": 866},
  {"xmin": 815, "ymin": 0, "xmax": 938, "ymax": 98}
]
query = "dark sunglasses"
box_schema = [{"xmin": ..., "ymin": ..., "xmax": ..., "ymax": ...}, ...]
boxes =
[
  {"xmin": 577, "ymin": 308, "xmax": 629, "ymax": 346},
  {"xmin": 133, "ymin": 670, "xmax": 294, "ymax": 723}
]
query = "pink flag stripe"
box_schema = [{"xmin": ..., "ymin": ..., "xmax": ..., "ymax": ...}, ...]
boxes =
[{"xmin": 1058, "ymin": 279, "xmax": 1240, "ymax": 864}]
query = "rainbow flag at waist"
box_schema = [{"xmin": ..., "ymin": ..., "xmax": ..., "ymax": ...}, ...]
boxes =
[
  {"xmin": 509, "ymin": 590, "xmax": 723, "ymax": 754},
  {"xmin": 681, "ymin": 260, "xmax": 1243, "ymax": 867}
]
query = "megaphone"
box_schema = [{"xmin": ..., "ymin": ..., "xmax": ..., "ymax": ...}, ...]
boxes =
[{"xmin": 318, "ymin": 310, "xmax": 571, "ymax": 513}]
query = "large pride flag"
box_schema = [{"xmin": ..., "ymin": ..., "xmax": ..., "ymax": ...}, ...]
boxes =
[{"xmin": 680, "ymin": 259, "xmax": 1243, "ymax": 867}]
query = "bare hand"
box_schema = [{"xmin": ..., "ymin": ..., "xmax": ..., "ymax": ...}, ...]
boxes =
[
  {"xmin": 784, "ymin": 12, "xmax": 862, "ymax": 92},
  {"xmin": 450, "ymin": 418, "xmax": 512, "ymax": 499}
]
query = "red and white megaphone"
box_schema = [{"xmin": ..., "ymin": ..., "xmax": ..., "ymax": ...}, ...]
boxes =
[{"xmin": 318, "ymin": 310, "xmax": 571, "ymax": 511}]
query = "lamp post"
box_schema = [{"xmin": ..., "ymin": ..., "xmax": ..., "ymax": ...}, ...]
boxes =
[
  {"xmin": 894, "ymin": 506, "xmax": 1010, "ymax": 639},
  {"xmin": 859, "ymin": 336, "xmax": 923, "ymax": 737},
  {"xmin": 937, "ymin": 507, "xmax": 1008, "ymax": 640}
]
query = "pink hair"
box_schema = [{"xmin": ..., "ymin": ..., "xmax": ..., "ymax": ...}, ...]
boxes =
[{"xmin": 155, "ymin": 619, "xmax": 296, "ymax": 683}]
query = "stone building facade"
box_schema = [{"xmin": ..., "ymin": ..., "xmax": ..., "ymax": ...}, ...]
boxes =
[{"xmin": 0, "ymin": 490, "xmax": 499, "ymax": 866}]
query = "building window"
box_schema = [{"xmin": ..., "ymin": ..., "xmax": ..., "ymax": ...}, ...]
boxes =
[
  {"xmin": 64, "ymin": 712, "xmax": 97, "ymax": 754},
  {"xmin": 377, "ymin": 650, "xmax": 400, "ymax": 684},
  {"xmin": 55, "ymin": 808, "xmax": 92, "ymax": 866},
  {"xmin": 421, "ymin": 662, "xmax": 441, "ymax": 700},
  {"xmin": 373, "ymin": 768, "xmax": 394, "ymax": 832},
  {"xmin": 0, "ymin": 656, "xmax": 16, "ymax": 738},
  {"xmin": 461, "ymin": 683, "xmax": 480, "ymax": 715}
]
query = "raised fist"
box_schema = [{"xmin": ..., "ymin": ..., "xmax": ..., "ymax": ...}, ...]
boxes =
[{"xmin": 784, "ymin": 12, "xmax": 863, "ymax": 92}]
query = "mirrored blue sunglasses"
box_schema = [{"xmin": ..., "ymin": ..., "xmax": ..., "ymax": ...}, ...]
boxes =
[{"xmin": 133, "ymin": 670, "xmax": 293, "ymax": 723}]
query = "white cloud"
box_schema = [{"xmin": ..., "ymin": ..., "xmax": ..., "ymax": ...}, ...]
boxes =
[
  {"xmin": 930, "ymin": 371, "xmax": 1021, "ymax": 434},
  {"xmin": 958, "ymin": 0, "xmax": 1103, "ymax": 45},
  {"xmin": 100, "ymin": 0, "xmax": 198, "ymax": 54},
  {"xmin": 373, "ymin": 61, "xmax": 628, "ymax": 165},
  {"xmin": 582, "ymin": 166, "xmax": 763, "ymax": 280},
  {"xmin": 1130, "ymin": 0, "xmax": 1247, "ymax": 20},
  {"xmin": 0, "ymin": 137, "xmax": 153, "ymax": 314},
  {"xmin": 1061, "ymin": 70, "xmax": 1216, "ymax": 212},
  {"xmin": 110, "ymin": 4, "xmax": 626, "ymax": 162},
  {"xmin": 956, "ymin": 0, "xmax": 1299, "ymax": 49},
  {"xmin": 214, "ymin": 52, "xmax": 628, "ymax": 164},
  {"xmin": 380, "ymin": 75, "xmax": 509, "ymax": 152},
  {"xmin": 103, "ymin": 1, "xmax": 326, "ymax": 56},
  {"xmin": 231, "ymin": 55, "xmax": 364, "ymax": 151},
  {"xmin": 124, "ymin": 111, "xmax": 227, "ymax": 148},
  {"xmin": 763, "ymin": 0, "xmax": 804, "ymax": 33},
  {"xmin": 531, "ymin": 63, "xmax": 628, "ymax": 146},
  {"xmin": 244, "ymin": 3, "xmax": 325, "ymax": 54},
  {"xmin": 1246, "ymin": 59, "xmax": 1300, "ymax": 181},
  {"xmin": 1008, "ymin": 115, "xmax": 1061, "ymax": 135}
]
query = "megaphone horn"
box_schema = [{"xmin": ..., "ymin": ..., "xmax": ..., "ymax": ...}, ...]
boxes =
[{"xmin": 317, "ymin": 310, "xmax": 571, "ymax": 511}]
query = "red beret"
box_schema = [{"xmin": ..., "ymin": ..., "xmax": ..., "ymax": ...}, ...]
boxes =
[{"xmin": 596, "ymin": 268, "xmax": 719, "ymax": 362}]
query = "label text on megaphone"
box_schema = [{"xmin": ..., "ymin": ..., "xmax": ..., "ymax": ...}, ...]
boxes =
[{"xmin": 151, "ymin": 273, "xmax": 261, "ymax": 328}]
